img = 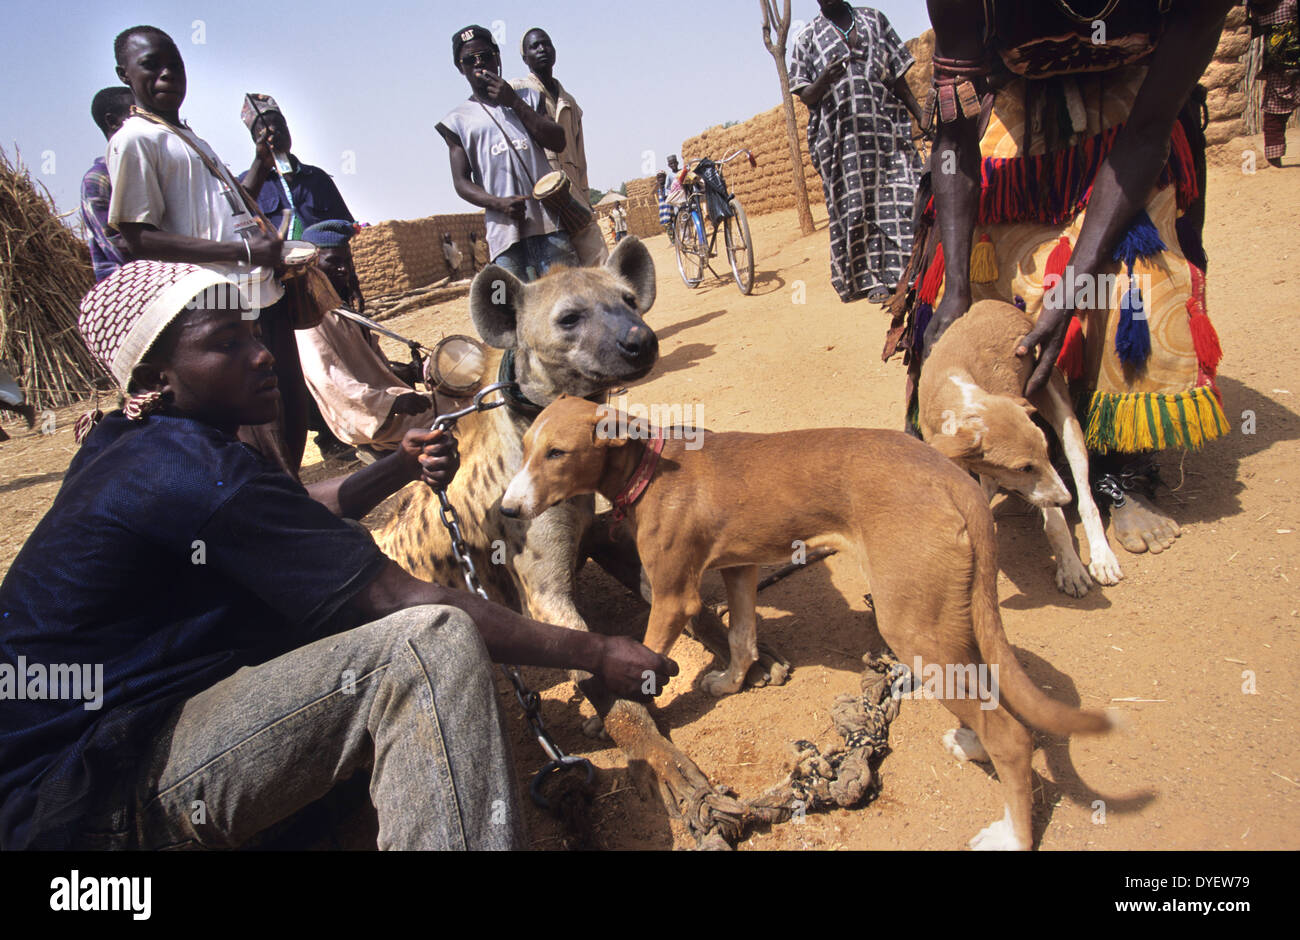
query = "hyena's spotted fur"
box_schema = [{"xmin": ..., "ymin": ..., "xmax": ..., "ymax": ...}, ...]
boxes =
[
  {"xmin": 377, "ymin": 351, "xmax": 595, "ymax": 629},
  {"xmin": 377, "ymin": 238, "xmax": 659, "ymax": 634}
]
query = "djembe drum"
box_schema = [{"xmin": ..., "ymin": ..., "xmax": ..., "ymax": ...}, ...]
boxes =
[{"xmin": 533, "ymin": 171, "xmax": 593, "ymax": 235}]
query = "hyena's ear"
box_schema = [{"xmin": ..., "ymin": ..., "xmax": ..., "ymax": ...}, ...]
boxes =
[
  {"xmin": 470, "ymin": 264, "xmax": 527, "ymax": 348},
  {"xmin": 605, "ymin": 236, "xmax": 656, "ymax": 314}
]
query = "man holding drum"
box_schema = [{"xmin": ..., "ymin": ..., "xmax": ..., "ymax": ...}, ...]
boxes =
[
  {"xmin": 512, "ymin": 27, "xmax": 608, "ymax": 266},
  {"xmin": 437, "ymin": 25, "xmax": 578, "ymax": 282}
]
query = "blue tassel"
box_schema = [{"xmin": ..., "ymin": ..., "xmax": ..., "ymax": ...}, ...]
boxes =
[
  {"xmin": 1115, "ymin": 273, "xmax": 1150, "ymax": 366},
  {"xmin": 1112, "ymin": 209, "xmax": 1166, "ymax": 268},
  {"xmin": 1112, "ymin": 210, "xmax": 1161, "ymax": 367},
  {"xmin": 912, "ymin": 303, "xmax": 933, "ymax": 354}
]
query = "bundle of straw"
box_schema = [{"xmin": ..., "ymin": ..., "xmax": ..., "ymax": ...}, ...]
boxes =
[{"xmin": 0, "ymin": 146, "xmax": 108, "ymax": 410}]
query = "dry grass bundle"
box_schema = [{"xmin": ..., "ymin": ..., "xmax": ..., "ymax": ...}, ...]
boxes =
[{"xmin": 0, "ymin": 146, "xmax": 107, "ymax": 410}]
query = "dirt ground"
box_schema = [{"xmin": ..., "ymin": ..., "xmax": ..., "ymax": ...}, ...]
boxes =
[{"xmin": 2, "ymin": 131, "xmax": 1297, "ymax": 851}]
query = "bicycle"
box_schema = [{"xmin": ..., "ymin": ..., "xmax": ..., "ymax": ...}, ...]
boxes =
[{"xmin": 671, "ymin": 149, "xmax": 756, "ymax": 295}]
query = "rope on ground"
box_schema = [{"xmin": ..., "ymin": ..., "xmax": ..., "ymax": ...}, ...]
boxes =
[{"xmin": 680, "ymin": 653, "xmax": 901, "ymax": 848}]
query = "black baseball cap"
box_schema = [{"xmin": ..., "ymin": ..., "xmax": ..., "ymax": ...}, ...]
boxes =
[{"xmin": 452, "ymin": 25, "xmax": 498, "ymax": 66}]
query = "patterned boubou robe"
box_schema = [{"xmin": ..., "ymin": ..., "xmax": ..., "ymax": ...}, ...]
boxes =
[{"xmin": 791, "ymin": 6, "xmax": 922, "ymax": 302}]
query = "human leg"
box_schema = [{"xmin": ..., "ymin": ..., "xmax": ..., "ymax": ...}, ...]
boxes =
[{"xmin": 80, "ymin": 605, "xmax": 523, "ymax": 851}]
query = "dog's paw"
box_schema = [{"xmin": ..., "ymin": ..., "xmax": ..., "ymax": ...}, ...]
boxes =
[
  {"xmin": 1087, "ymin": 544, "xmax": 1124, "ymax": 586},
  {"xmin": 697, "ymin": 670, "xmax": 743, "ymax": 698},
  {"xmin": 942, "ymin": 728, "xmax": 990, "ymax": 763},
  {"xmin": 969, "ymin": 807, "xmax": 1030, "ymax": 851},
  {"xmin": 1054, "ymin": 555, "xmax": 1093, "ymax": 597},
  {"xmin": 581, "ymin": 715, "xmax": 610, "ymax": 740}
]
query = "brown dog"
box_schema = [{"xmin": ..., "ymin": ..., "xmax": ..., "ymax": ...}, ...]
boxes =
[
  {"xmin": 919, "ymin": 300, "xmax": 1123, "ymax": 596},
  {"xmin": 500, "ymin": 395, "xmax": 1116, "ymax": 849}
]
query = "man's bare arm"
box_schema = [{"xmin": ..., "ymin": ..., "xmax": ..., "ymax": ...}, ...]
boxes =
[
  {"xmin": 436, "ymin": 124, "xmax": 528, "ymax": 220},
  {"xmin": 1016, "ymin": 0, "xmax": 1235, "ymax": 393},
  {"xmin": 344, "ymin": 560, "xmax": 677, "ymax": 700},
  {"xmin": 116, "ymin": 222, "xmax": 282, "ymax": 269},
  {"xmin": 305, "ymin": 429, "xmax": 455, "ymax": 520}
]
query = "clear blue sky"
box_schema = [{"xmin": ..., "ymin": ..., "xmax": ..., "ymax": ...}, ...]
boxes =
[{"xmin": 4, "ymin": 1, "xmax": 930, "ymax": 226}]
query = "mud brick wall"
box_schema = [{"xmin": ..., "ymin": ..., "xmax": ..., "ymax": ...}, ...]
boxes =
[
  {"xmin": 351, "ymin": 212, "xmax": 486, "ymax": 299},
  {"xmin": 679, "ymin": 102, "xmax": 823, "ymax": 218},
  {"xmin": 596, "ymin": 180, "xmax": 665, "ymax": 239},
  {"xmin": 1204, "ymin": 7, "xmax": 1251, "ymax": 145}
]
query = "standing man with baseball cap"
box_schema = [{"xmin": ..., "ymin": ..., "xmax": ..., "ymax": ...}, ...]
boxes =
[
  {"xmin": 436, "ymin": 25, "xmax": 578, "ymax": 282},
  {"xmin": 512, "ymin": 27, "xmax": 607, "ymax": 266}
]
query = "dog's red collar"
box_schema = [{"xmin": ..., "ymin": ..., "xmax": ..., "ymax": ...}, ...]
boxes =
[{"xmin": 610, "ymin": 429, "xmax": 665, "ymax": 524}]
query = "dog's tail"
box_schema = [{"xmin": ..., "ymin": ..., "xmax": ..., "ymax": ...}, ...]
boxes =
[{"xmin": 967, "ymin": 496, "xmax": 1115, "ymax": 737}]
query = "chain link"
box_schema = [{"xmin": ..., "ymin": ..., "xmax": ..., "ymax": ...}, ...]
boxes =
[{"xmin": 430, "ymin": 383, "xmax": 582, "ymax": 771}]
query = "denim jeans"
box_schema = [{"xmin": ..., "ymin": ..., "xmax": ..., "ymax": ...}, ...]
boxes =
[
  {"xmin": 492, "ymin": 232, "xmax": 578, "ymax": 282},
  {"xmin": 73, "ymin": 605, "xmax": 524, "ymax": 850}
]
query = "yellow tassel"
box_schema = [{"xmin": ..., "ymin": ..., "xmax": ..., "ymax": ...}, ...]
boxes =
[
  {"xmin": 970, "ymin": 233, "xmax": 998, "ymax": 284},
  {"xmin": 1196, "ymin": 388, "xmax": 1222, "ymax": 445},
  {"xmin": 1135, "ymin": 402, "xmax": 1155, "ymax": 451}
]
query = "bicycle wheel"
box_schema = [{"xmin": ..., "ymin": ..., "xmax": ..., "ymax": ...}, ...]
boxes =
[
  {"xmin": 674, "ymin": 207, "xmax": 704, "ymax": 288},
  {"xmin": 724, "ymin": 198, "xmax": 755, "ymax": 295}
]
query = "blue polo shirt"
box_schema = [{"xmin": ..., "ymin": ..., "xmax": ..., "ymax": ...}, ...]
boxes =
[
  {"xmin": 0, "ymin": 412, "xmax": 386, "ymax": 849},
  {"xmin": 240, "ymin": 155, "xmax": 355, "ymax": 230}
]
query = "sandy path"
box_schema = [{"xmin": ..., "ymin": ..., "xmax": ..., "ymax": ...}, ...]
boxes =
[{"xmin": 1, "ymin": 132, "xmax": 1296, "ymax": 851}]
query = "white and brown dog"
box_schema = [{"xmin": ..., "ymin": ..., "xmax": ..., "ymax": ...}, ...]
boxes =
[
  {"xmin": 501, "ymin": 395, "xmax": 1116, "ymax": 849},
  {"xmin": 919, "ymin": 299, "xmax": 1123, "ymax": 596}
]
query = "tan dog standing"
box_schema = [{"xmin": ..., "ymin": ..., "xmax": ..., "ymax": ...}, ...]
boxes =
[
  {"xmin": 919, "ymin": 300, "xmax": 1124, "ymax": 596},
  {"xmin": 501, "ymin": 395, "xmax": 1116, "ymax": 849},
  {"xmin": 379, "ymin": 238, "xmax": 734, "ymax": 815}
]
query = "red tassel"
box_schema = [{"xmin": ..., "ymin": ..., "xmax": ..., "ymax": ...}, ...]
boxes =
[
  {"xmin": 1045, "ymin": 236, "xmax": 1081, "ymax": 379},
  {"xmin": 917, "ymin": 242, "xmax": 946, "ymax": 304},
  {"xmin": 1056, "ymin": 316, "xmax": 1085, "ymax": 380},
  {"xmin": 1185, "ymin": 264, "xmax": 1221, "ymax": 377},
  {"xmin": 1169, "ymin": 122, "xmax": 1200, "ymax": 209},
  {"xmin": 1044, "ymin": 235, "xmax": 1072, "ymax": 290},
  {"xmin": 1189, "ymin": 312, "xmax": 1222, "ymax": 378}
]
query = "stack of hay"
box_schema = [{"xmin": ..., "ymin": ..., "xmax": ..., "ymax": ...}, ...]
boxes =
[{"xmin": 0, "ymin": 147, "xmax": 107, "ymax": 410}]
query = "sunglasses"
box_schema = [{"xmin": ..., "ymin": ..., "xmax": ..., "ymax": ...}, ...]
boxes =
[{"xmin": 459, "ymin": 50, "xmax": 498, "ymax": 69}]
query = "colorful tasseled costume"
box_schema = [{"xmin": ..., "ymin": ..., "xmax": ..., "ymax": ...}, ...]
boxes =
[{"xmin": 887, "ymin": 65, "xmax": 1228, "ymax": 454}]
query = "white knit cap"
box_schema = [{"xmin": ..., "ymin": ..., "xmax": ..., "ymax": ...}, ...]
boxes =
[{"xmin": 78, "ymin": 261, "xmax": 237, "ymax": 387}]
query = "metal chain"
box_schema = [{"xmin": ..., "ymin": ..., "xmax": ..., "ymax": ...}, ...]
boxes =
[{"xmin": 429, "ymin": 383, "xmax": 593, "ymax": 800}]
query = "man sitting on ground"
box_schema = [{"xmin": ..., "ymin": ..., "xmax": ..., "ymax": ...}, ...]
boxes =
[{"xmin": 0, "ymin": 260, "xmax": 675, "ymax": 850}]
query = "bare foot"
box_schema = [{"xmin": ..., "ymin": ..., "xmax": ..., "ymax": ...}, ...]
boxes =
[{"xmin": 1111, "ymin": 492, "xmax": 1180, "ymax": 554}]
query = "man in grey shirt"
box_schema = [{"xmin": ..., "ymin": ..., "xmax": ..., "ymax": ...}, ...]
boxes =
[{"xmin": 437, "ymin": 25, "xmax": 577, "ymax": 282}]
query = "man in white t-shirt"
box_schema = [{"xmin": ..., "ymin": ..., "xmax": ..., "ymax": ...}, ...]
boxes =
[{"xmin": 106, "ymin": 25, "xmax": 307, "ymax": 476}]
